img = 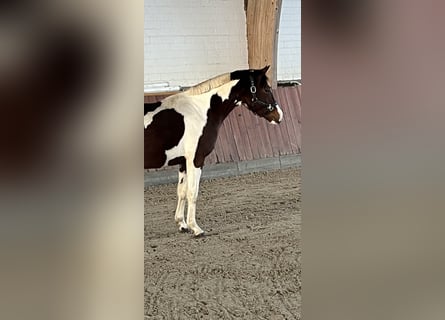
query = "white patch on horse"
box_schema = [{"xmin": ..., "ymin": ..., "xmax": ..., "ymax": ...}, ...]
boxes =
[
  {"xmin": 160, "ymin": 97, "xmax": 208, "ymax": 167},
  {"xmin": 277, "ymin": 105, "xmax": 283, "ymax": 122},
  {"xmin": 164, "ymin": 140, "xmax": 185, "ymax": 165},
  {"xmin": 144, "ymin": 113, "xmax": 154, "ymax": 129},
  {"xmin": 271, "ymin": 104, "xmax": 284, "ymax": 124}
]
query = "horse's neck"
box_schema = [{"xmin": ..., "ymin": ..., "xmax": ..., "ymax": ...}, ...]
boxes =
[
  {"xmin": 217, "ymin": 100, "xmax": 238, "ymax": 122},
  {"xmin": 210, "ymin": 81, "xmax": 240, "ymax": 121}
]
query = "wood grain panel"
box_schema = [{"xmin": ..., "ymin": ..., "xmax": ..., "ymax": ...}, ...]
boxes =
[{"xmin": 246, "ymin": 0, "xmax": 282, "ymax": 88}]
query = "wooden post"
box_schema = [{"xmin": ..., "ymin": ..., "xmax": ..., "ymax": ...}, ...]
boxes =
[{"xmin": 246, "ymin": 0, "xmax": 282, "ymax": 88}]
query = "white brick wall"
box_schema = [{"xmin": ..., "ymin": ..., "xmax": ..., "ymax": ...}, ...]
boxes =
[
  {"xmin": 144, "ymin": 0, "xmax": 248, "ymax": 88},
  {"xmin": 277, "ymin": 0, "xmax": 301, "ymax": 81}
]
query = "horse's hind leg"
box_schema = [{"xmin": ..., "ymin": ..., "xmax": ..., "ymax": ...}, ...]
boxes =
[
  {"xmin": 185, "ymin": 161, "xmax": 204, "ymax": 237},
  {"xmin": 174, "ymin": 163, "xmax": 188, "ymax": 232}
]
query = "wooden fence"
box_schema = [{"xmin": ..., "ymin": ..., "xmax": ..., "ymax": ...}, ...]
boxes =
[{"xmin": 144, "ymin": 84, "xmax": 301, "ymax": 166}]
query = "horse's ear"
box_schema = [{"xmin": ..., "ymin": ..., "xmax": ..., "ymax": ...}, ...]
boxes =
[{"xmin": 261, "ymin": 65, "xmax": 270, "ymax": 73}]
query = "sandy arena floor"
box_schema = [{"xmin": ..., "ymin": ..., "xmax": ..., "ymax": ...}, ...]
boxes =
[{"xmin": 145, "ymin": 167, "xmax": 301, "ymax": 319}]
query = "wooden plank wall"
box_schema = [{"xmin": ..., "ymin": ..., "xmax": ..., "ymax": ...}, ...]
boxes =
[{"xmin": 144, "ymin": 84, "xmax": 301, "ymax": 166}]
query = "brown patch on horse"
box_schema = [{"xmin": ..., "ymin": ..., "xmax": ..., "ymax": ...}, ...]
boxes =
[
  {"xmin": 144, "ymin": 109, "xmax": 185, "ymax": 168},
  {"xmin": 194, "ymin": 93, "xmax": 238, "ymax": 168},
  {"xmin": 168, "ymin": 156, "xmax": 186, "ymax": 168}
]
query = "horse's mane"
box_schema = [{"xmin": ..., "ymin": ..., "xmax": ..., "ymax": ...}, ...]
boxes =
[{"xmin": 184, "ymin": 73, "xmax": 232, "ymax": 95}]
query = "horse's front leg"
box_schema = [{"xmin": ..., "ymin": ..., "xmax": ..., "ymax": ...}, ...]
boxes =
[
  {"xmin": 185, "ymin": 161, "xmax": 204, "ymax": 237},
  {"xmin": 174, "ymin": 165, "xmax": 188, "ymax": 232}
]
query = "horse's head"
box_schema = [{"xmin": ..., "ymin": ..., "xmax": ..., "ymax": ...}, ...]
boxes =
[{"xmin": 232, "ymin": 66, "xmax": 283, "ymax": 124}]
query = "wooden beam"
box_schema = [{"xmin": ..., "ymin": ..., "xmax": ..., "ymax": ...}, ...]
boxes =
[{"xmin": 246, "ymin": 0, "xmax": 282, "ymax": 88}]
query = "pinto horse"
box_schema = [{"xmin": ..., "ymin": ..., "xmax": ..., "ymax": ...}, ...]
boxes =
[{"xmin": 144, "ymin": 66, "xmax": 283, "ymax": 236}]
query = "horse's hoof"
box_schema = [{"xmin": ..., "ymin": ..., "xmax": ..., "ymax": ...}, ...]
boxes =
[
  {"xmin": 178, "ymin": 221, "xmax": 189, "ymax": 232},
  {"xmin": 193, "ymin": 231, "xmax": 205, "ymax": 238}
]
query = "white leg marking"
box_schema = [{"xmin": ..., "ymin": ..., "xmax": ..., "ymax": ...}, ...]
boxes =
[
  {"xmin": 185, "ymin": 163, "xmax": 204, "ymax": 236},
  {"xmin": 174, "ymin": 170, "xmax": 188, "ymax": 231}
]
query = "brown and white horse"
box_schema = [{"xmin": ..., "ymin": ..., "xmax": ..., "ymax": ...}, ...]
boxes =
[{"xmin": 144, "ymin": 66, "xmax": 283, "ymax": 236}]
